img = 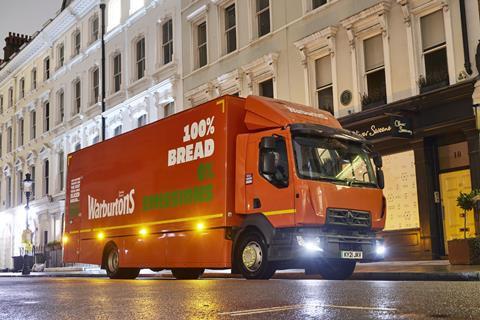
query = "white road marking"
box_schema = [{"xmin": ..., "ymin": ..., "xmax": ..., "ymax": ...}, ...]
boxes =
[{"xmin": 218, "ymin": 304, "xmax": 397, "ymax": 317}]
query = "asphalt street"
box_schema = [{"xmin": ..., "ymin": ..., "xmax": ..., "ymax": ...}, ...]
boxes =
[{"xmin": 0, "ymin": 277, "xmax": 479, "ymax": 320}]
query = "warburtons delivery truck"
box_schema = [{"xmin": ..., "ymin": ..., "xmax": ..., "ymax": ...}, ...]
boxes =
[{"xmin": 64, "ymin": 95, "xmax": 386, "ymax": 280}]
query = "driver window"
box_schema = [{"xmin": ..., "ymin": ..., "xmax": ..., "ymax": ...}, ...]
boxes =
[{"xmin": 259, "ymin": 136, "xmax": 289, "ymax": 188}]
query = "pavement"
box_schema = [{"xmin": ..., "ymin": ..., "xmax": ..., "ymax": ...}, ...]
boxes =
[{"xmin": 1, "ymin": 260, "xmax": 480, "ymax": 281}]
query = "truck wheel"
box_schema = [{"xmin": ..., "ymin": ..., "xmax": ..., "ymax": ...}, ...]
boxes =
[
  {"xmin": 171, "ymin": 268, "xmax": 205, "ymax": 279},
  {"xmin": 105, "ymin": 245, "xmax": 140, "ymax": 279},
  {"xmin": 236, "ymin": 231, "xmax": 276, "ymax": 280},
  {"xmin": 317, "ymin": 259, "xmax": 356, "ymax": 280}
]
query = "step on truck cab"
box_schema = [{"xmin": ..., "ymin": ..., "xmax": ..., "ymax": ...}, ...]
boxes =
[{"xmin": 63, "ymin": 95, "xmax": 386, "ymax": 280}]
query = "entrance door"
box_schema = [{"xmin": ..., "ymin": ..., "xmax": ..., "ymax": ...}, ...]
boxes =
[{"xmin": 439, "ymin": 169, "xmax": 473, "ymax": 252}]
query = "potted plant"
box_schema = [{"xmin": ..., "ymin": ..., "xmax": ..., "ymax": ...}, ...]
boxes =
[{"xmin": 447, "ymin": 189, "xmax": 480, "ymax": 265}]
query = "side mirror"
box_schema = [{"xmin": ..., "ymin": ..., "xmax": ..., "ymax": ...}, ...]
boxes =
[
  {"xmin": 376, "ymin": 168, "xmax": 385, "ymax": 190},
  {"xmin": 373, "ymin": 152, "xmax": 383, "ymax": 168},
  {"xmin": 261, "ymin": 152, "xmax": 276, "ymax": 175},
  {"xmin": 260, "ymin": 136, "xmax": 276, "ymax": 150}
]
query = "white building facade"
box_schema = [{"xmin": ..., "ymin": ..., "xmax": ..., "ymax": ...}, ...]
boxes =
[{"xmin": 1, "ymin": 0, "xmax": 480, "ymax": 268}]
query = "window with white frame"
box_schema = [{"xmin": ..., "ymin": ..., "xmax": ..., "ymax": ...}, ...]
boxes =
[
  {"xmin": 43, "ymin": 159, "xmax": 49, "ymax": 195},
  {"xmin": 72, "ymin": 30, "xmax": 81, "ymax": 57},
  {"xmin": 0, "ymin": 133, "xmax": 2, "ymax": 156},
  {"xmin": 30, "ymin": 110, "xmax": 36, "ymax": 140},
  {"xmin": 420, "ymin": 10, "xmax": 449, "ymax": 92},
  {"xmin": 44, "ymin": 57, "xmax": 50, "ymax": 81},
  {"xmin": 164, "ymin": 102, "xmax": 174, "ymax": 117},
  {"xmin": 162, "ymin": 19, "xmax": 173, "ymax": 64},
  {"xmin": 6, "ymin": 176, "xmax": 11, "ymax": 208},
  {"xmin": 256, "ymin": 0, "xmax": 270, "ymax": 38},
  {"xmin": 259, "ymin": 78, "xmax": 274, "ymax": 98},
  {"xmin": 312, "ymin": 0, "xmax": 327, "ymax": 10},
  {"xmin": 135, "ymin": 37, "xmax": 146, "ymax": 80},
  {"xmin": 362, "ymin": 34, "xmax": 386, "ymax": 108},
  {"xmin": 74, "ymin": 143, "xmax": 81, "ymax": 151},
  {"xmin": 91, "ymin": 15, "xmax": 99, "ymax": 43},
  {"xmin": 73, "ymin": 79, "xmax": 81, "ymax": 114},
  {"xmin": 314, "ymin": 55, "xmax": 333, "ymax": 113},
  {"xmin": 7, "ymin": 127, "xmax": 12, "ymax": 153},
  {"xmin": 196, "ymin": 21, "xmax": 207, "ymax": 68},
  {"xmin": 31, "ymin": 68, "xmax": 37, "ymax": 90},
  {"xmin": 108, "ymin": 0, "xmax": 121, "ymax": 31},
  {"xmin": 58, "ymin": 151, "xmax": 64, "ymax": 191},
  {"xmin": 30, "ymin": 166, "xmax": 35, "ymax": 199},
  {"xmin": 57, "ymin": 89, "xmax": 64, "ymax": 123},
  {"xmin": 113, "ymin": 53, "xmax": 122, "ymax": 93},
  {"xmin": 130, "ymin": 0, "xmax": 144, "ymax": 15},
  {"xmin": 92, "ymin": 135, "xmax": 100, "ymax": 144},
  {"xmin": 8, "ymin": 87, "xmax": 13, "ymax": 107},
  {"xmin": 137, "ymin": 114, "xmax": 147, "ymax": 127},
  {"xmin": 92, "ymin": 67, "xmax": 100, "ymax": 104},
  {"xmin": 224, "ymin": 3, "xmax": 237, "ymax": 54},
  {"xmin": 18, "ymin": 118, "xmax": 24, "ymax": 147},
  {"xmin": 58, "ymin": 43, "xmax": 64, "ymax": 68},
  {"xmin": 43, "ymin": 101, "xmax": 50, "ymax": 132},
  {"xmin": 16, "ymin": 170, "xmax": 22, "ymax": 205},
  {"xmin": 113, "ymin": 125, "xmax": 123, "ymax": 136},
  {"xmin": 19, "ymin": 78, "xmax": 25, "ymax": 99},
  {"xmin": 0, "ymin": 95, "xmax": 3, "ymax": 114}
]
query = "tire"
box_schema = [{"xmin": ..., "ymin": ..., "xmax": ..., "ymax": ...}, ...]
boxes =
[
  {"xmin": 105, "ymin": 244, "xmax": 140, "ymax": 279},
  {"xmin": 236, "ymin": 231, "xmax": 276, "ymax": 280},
  {"xmin": 171, "ymin": 268, "xmax": 205, "ymax": 280},
  {"xmin": 317, "ymin": 259, "xmax": 356, "ymax": 280},
  {"xmin": 150, "ymin": 268, "xmax": 163, "ymax": 272}
]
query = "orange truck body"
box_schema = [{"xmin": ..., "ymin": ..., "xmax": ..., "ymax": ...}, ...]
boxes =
[{"xmin": 64, "ymin": 95, "xmax": 385, "ymax": 275}]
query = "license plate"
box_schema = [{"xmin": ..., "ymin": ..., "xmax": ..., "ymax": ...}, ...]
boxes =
[{"xmin": 341, "ymin": 251, "xmax": 363, "ymax": 259}]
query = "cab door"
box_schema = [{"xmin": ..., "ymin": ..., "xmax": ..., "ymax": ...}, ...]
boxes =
[{"xmin": 244, "ymin": 131, "xmax": 295, "ymax": 227}]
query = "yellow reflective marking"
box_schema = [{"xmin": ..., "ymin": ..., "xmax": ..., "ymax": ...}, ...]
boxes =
[
  {"xmin": 69, "ymin": 213, "xmax": 224, "ymax": 234},
  {"xmin": 216, "ymin": 99, "xmax": 225, "ymax": 113},
  {"xmin": 264, "ymin": 209, "xmax": 296, "ymax": 216}
]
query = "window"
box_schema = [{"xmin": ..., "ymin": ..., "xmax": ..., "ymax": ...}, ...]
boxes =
[
  {"xmin": 30, "ymin": 110, "xmax": 36, "ymax": 140},
  {"xmin": 162, "ymin": 19, "xmax": 173, "ymax": 64},
  {"xmin": 30, "ymin": 166, "xmax": 35, "ymax": 199},
  {"xmin": 91, "ymin": 15, "xmax": 99, "ymax": 43},
  {"xmin": 92, "ymin": 135, "xmax": 100, "ymax": 144},
  {"xmin": 44, "ymin": 101, "xmax": 50, "ymax": 132},
  {"xmin": 114, "ymin": 125, "xmax": 122, "ymax": 136},
  {"xmin": 315, "ymin": 56, "xmax": 333, "ymax": 114},
  {"xmin": 363, "ymin": 35, "xmax": 386, "ymax": 107},
  {"xmin": 58, "ymin": 151, "xmax": 64, "ymax": 191},
  {"xmin": 8, "ymin": 87, "xmax": 13, "ymax": 107},
  {"xmin": 137, "ymin": 114, "xmax": 147, "ymax": 127},
  {"xmin": 7, "ymin": 127, "xmax": 12, "ymax": 153},
  {"xmin": 19, "ymin": 78, "xmax": 25, "ymax": 99},
  {"xmin": 73, "ymin": 30, "xmax": 81, "ymax": 56},
  {"xmin": 108, "ymin": 0, "xmax": 121, "ymax": 31},
  {"xmin": 164, "ymin": 102, "xmax": 174, "ymax": 117},
  {"xmin": 197, "ymin": 22, "xmax": 207, "ymax": 68},
  {"xmin": 92, "ymin": 67, "xmax": 99, "ymax": 104},
  {"xmin": 43, "ymin": 159, "xmax": 49, "ymax": 195},
  {"xmin": 6, "ymin": 176, "xmax": 11, "ymax": 208},
  {"xmin": 0, "ymin": 134, "xmax": 2, "ymax": 156},
  {"xmin": 74, "ymin": 79, "xmax": 81, "ymax": 114},
  {"xmin": 17, "ymin": 171, "xmax": 23, "ymax": 205},
  {"xmin": 58, "ymin": 90, "xmax": 64, "ymax": 123},
  {"xmin": 256, "ymin": 0, "xmax": 270, "ymax": 37},
  {"xmin": 0, "ymin": 95, "xmax": 3, "ymax": 114},
  {"xmin": 136, "ymin": 37, "xmax": 146, "ymax": 80},
  {"xmin": 420, "ymin": 10, "xmax": 449, "ymax": 92},
  {"xmin": 74, "ymin": 143, "xmax": 81, "ymax": 151},
  {"xmin": 113, "ymin": 53, "xmax": 122, "ymax": 92},
  {"xmin": 31, "ymin": 68, "xmax": 37, "ymax": 90},
  {"xmin": 58, "ymin": 43, "xmax": 64, "ymax": 67},
  {"xmin": 259, "ymin": 136, "xmax": 289, "ymax": 188},
  {"xmin": 225, "ymin": 4, "xmax": 236, "ymax": 54},
  {"xmin": 312, "ymin": 0, "xmax": 327, "ymax": 9},
  {"xmin": 18, "ymin": 118, "xmax": 24, "ymax": 147},
  {"xmin": 44, "ymin": 57, "xmax": 50, "ymax": 81},
  {"xmin": 259, "ymin": 78, "xmax": 274, "ymax": 98}
]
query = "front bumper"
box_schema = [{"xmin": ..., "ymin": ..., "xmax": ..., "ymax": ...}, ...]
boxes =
[{"xmin": 267, "ymin": 227, "xmax": 384, "ymax": 266}]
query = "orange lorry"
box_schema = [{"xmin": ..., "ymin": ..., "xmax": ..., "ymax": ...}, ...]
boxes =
[{"xmin": 63, "ymin": 95, "xmax": 386, "ymax": 280}]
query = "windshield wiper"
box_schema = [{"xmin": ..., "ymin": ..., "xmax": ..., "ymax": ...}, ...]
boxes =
[
  {"xmin": 317, "ymin": 177, "xmax": 349, "ymax": 186},
  {"xmin": 347, "ymin": 180, "xmax": 378, "ymax": 187}
]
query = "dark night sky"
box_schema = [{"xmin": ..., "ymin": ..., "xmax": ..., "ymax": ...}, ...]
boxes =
[{"xmin": 0, "ymin": 0, "xmax": 62, "ymax": 52}]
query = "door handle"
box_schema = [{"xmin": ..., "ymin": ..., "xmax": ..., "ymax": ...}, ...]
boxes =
[{"xmin": 253, "ymin": 198, "xmax": 261, "ymax": 209}]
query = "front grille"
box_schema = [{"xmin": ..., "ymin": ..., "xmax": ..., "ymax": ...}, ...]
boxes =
[{"xmin": 326, "ymin": 208, "xmax": 371, "ymax": 228}]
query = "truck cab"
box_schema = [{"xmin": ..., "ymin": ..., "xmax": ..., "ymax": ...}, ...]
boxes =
[{"xmin": 232, "ymin": 96, "xmax": 386, "ymax": 280}]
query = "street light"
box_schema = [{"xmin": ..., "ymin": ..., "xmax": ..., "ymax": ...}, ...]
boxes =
[{"xmin": 21, "ymin": 173, "xmax": 33, "ymax": 275}]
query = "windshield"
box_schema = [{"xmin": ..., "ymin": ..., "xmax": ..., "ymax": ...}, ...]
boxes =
[{"xmin": 292, "ymin": 135, "xmax": 378, "ymax": 187}]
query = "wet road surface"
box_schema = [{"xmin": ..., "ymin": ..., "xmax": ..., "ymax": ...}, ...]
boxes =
[{"xmin": 0, "ymin": 277, "xmax": 479, "ymax": 319}]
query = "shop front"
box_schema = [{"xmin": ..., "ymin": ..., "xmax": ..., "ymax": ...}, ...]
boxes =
[{"xmin": 340, "ymin": 80, "xmax": 480, "ymax": 260}]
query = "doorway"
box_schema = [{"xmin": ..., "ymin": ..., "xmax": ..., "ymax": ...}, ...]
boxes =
[{"xmin": 439, "ymin": 169, "xmax": 473, "ymax": 253}]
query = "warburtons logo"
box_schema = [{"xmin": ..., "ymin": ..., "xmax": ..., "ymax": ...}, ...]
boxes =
[{"xmin": 88, "ymin": 189, "xmax": 135, "ymax": 220}]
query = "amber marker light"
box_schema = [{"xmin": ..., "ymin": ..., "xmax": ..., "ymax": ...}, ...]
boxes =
[
  {"xmin": 62, "ymin": 235, "xmax": 69, "ymax": 245},
  {"xmin": 196, "ymin": 222, "xmax": 205, "ymax": 231},
  {"xmin": 97, "ymin": 232, "xmax": 105, "ymax": 240},
  {"xmin": 139, "ymin": 228, "xmax": 148, "ymax": 237}
]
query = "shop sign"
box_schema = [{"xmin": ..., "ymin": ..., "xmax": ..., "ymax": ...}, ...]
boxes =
[{"xmin": 352, "ymin": 116, "xmax": 413, "ymax": 140}]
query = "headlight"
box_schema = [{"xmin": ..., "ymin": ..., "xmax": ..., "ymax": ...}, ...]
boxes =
[
  {"xmin": 375, "ymin": 240, "xmax": 386, "ymax": 256},
  {"xmin": 296, "ymin": 236, "xmax": 323, "ymax": 252}
]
